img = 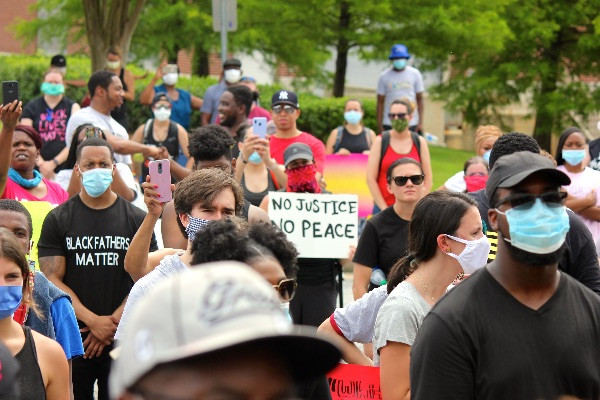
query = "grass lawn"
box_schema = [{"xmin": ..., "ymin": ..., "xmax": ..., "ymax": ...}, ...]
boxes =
[{"xmin": 429, "ymin": 145, "xmax": 476, "ymax": 189}]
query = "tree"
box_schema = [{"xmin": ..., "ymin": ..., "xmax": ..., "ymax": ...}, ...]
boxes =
[{"xmin": 16, "ymin": 0, "xmax": 146, "ymax": 72}]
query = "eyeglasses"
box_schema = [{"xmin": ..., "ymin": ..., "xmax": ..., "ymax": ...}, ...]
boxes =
[
  {"xmin": 272, "ymin": 105, "xmax": 296, "ymax": 114},
  {"xmin": 273, "ymin": 279, "xmax": 297, "ymax": 302},
  {"xmin": 391, "ymin": 174, "xmax": 424, "ymax": 186},
  {"xmin": 494, "ymin": 191, "xmax": 567, "ymax": 210},
  {"xmin": 388, "ymin": 112, "xmax": 408, "ymax": 119},
  {"xmin": 154, "ymin": 104, "xmax": 171, "ymax": 110}
]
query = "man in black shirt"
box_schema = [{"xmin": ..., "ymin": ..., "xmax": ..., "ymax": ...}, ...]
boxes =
[
  {"xmin": 411, "ymin": 152, "xmax": 600, "ymax": 400},
  {"xmin": 38, "ymin": 138, "xmax": 157, "ymax": 400},
  {"xmin": 470, "ymin": 132, "xmax": 600, "ymax": 293}
]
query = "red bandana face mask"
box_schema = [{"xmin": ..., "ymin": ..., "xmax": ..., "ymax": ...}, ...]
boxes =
[
  {"xmin": 464, "ymin": 174, "xmax": 488, "ymax": 193},
  {"xmin": 286, "ymin": 164, "xmax": 321, "ymax": 193}
]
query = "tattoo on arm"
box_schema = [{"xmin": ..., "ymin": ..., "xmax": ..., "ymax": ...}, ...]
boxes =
[{"xmin": 39, "ymin": 256, "xmax": 65, "ymax": 279}]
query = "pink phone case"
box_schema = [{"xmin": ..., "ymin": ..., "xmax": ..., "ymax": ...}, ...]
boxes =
[
  {"xmin": 148, "ymin": 159, "xmax": 172, "ymax": 202},
  {"xmin": 252, "ymin": 117, "xmax": 268, "ymax": 138}
]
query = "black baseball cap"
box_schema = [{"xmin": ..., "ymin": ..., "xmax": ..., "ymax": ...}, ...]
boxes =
[
  {"xmin": 283, "ymin": 143, "xmax": 313, "ymax": 167},
  {"xmin": 51, "ymin": 54, "xmax": 66, "ymax": 67},
  {"xmin": 223, "ymin": 58, "xmax": 242, "ymax": 68},
  {"xmin": 486, "ymin": 151, "xmax": 570, "ymax": 202},
  {"xmin": 152, "ymin": 92, "xmax": 172, "ymax": 105},
  {"xmin": 271, "ymin": 90, "xmax": 299, "ymax": 108}
]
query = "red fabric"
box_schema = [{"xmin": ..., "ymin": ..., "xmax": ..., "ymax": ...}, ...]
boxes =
[
  {"xmin": 286, "ymin": 164, "xmax": 321, "ymax": 193},
  {"xmin": 377, "ymin": 143, "xmax": 420, "ymax": 206},
  {"xmin": 329, "ymin": 313, "xmax": 344, "ymax": 337},
  {"xmin": 465, "ymin": 175, "xmax": 488, "ymax": 192},
  {"xmin": 13, "ymin": 304, "xmax": 26, "ymax": 325},
  {"xmin": 2, "ymin": 177, "xmax": 68, "ymax": 204},
  {"xmin": 269, "ymin": 132, "xmax": 326, "ymax": 174}
]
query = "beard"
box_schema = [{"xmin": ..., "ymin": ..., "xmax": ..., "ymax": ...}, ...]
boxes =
[
  {"xmin": 220, "ymin": 114, "xmax": 236, "ymax": 128},
  {"xmin": 501, "ymin": 235, "xmax": 567, "ymax": 267}
]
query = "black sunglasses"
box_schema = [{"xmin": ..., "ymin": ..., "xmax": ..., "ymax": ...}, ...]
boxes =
[
  {"xmin": 272, "ymin": 104, "xmax": 296, "ymax": 114},
  {"xmin": 273, "ymin": 279, "xmax": 297, "ymax": 302},
  {"xmin": 494, "ymin": 191, "xmax": 567, "ymax": 210},
  {"xmin": 391, "ymin": 174, "xmax": 424, "ymax": 186},
  {"xmin": 388, "ymin": 112, "xmax": 408, "ymax": 119}
]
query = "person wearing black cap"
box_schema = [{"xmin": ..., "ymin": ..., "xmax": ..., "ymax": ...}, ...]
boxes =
[
  {"xmin": 139, "ymin": 61, "xmax": 203, "ymax": 132},
  {"xmin": 376, "ymin": 44, "xmax": 424, "ymax": 134},
  {"xmin": 410, "ymin": 151, "xmax": 600, "ymax": 400},
  {"xmin": 201, "ymin": 58, "xmax": 243, "ymax": 125},
  {"xmin": 268, "ymin": 90, "xmax": 327, "ymax": 177},
  {"xmin": 51, "ymin": 54, "xmax": 87, "ymax": 88},
  {"xmin": 131, "ymin": 92, "xmax": 189, "ymax": 182}
]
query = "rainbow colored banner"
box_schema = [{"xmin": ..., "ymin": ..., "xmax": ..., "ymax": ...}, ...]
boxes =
[{"xmin": 325, "ymin": 154, "xmax": 373, "ymax": 218}]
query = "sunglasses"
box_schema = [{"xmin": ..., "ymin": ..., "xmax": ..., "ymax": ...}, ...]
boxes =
[
  {"xmin": 388, "ymin": 112, "xmax": 408, "ymax": 119},
  {"xmin": 273, "ymin": 279, "xmax": 297, "ymax": 302},
  {"xmin": 272, "ymin": 105, "xmax": 296, "ymax": 114},
  {"xmin": 391, "ymin": 174, "xmax": 425, "ymax": 186},
  {"xmin": 494, "ymin": 191, "xmax": 567, "ymax": 210}
]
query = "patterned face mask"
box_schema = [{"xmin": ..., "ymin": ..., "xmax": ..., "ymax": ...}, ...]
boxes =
[{"xmin": 185, "ymin": 214, "xmax": 211, "ymax": 242}]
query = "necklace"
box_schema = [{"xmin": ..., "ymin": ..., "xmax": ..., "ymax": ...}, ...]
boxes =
[{"xmin": 414, "ymin": 272, "xmax": 435, "ymax": 302}]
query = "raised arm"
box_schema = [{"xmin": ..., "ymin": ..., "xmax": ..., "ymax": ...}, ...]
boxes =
[{"xmin": 0, "ymin": 100, "xmax": 22, "ymax": 196}]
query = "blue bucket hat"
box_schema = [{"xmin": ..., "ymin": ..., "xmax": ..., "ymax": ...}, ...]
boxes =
[{"xmin": 388, "ymin": 44, "xmax": 411, "ymax": 59}]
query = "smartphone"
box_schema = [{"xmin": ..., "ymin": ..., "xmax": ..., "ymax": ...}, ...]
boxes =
[
  {"xmin": 2, "ymin": 81, "xmax": 19, "ymax": 104},
  {"xmin": 252, "ymin": 117, "xmax": 268, "ymax": 138},
  {"xmin": 148, "ymin": 159, "xmax": 172, "ymax": 202}
]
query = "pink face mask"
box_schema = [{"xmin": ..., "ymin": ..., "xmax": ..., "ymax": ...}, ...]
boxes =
[
  {"xmin": 464, "ymin": 174, "xmax": 488, "ymax": 193},
  {"xmin": 285, "ymin": 164, "xmax": 321, "ymax": 193}
]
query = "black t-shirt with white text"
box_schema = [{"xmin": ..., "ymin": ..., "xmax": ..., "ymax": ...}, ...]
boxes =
[
  {"xmin": 353, "ymin": 205, "xmax": 409, "ymax": 280},
  {"xmin": 38, "ymin": 195, "xmax": 157, "ymax": 325},
  {"xmin": 411, "ymin": 268, "xmax": 600, "ymax": 400},
  {"xmin": 22, "ymin": 96, "xmax": 75, "ymax": 169}
]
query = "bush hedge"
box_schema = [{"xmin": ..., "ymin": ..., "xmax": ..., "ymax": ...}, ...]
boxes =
[{"xmin": 0, "ymin": 54, "xmax": 377, "ymax": 143}]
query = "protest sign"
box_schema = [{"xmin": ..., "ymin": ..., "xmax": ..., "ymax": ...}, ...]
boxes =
[
  {"xmin": 327, "ymin": 364, "xmax": 381, "ymax": 400},
  {"xmin": 268, "ymin": 192, "xmax": 358, "ymax": 258},
  {"xmin": 325, "ymin": 154, "xmax": 373, "ymax": 218}
]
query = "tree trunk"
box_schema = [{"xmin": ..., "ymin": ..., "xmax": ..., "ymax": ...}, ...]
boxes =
[
  {"xmin": 194, "ymin": 46, "xmax": 210, "ymax": 77},
  {"xmin": 82, "ymin": 0, "xmax": 146, "ymax": 72},
  {"xmin": 532, "ymin": 40, "xmax": 562, "ymax": 151},
  {"xmin": 332, "ymin": 0, "xmax": 350, "ymax": 97}
]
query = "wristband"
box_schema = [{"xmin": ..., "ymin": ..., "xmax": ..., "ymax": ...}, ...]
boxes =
[
  {"xmin": 52, "ymin": 158, "xmax": 59, "ymax": 166},
  {"xmin": 239, "ymin": 152, "xmax": 248, "ymax": 164}
]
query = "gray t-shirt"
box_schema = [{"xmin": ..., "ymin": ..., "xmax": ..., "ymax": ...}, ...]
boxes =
[
  {"xmin": 115, "ymin": 253, "xmax": 187, "ymax": 340},
  {"xmin": 200, "ymin": 80, "xmax": 227, "ymax": 123},
  {"xmin": 377, "ymin": 66, "xmax": 425, "ymax": 127},
  {"xmin": 334, "ymin": 285, "xmax": 388, "ymax": 344},
  {"xmin": 373, "ymin": 281, "xmax": 430, "ymax": 366}
]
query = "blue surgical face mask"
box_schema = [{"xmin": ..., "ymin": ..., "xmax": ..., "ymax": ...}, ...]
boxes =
[
  {"xmin": 279, "ymin": 301, "xmax": 292, "ymax": 322},
  {"xmin": 0, "ymin": 286, "xmax": 23, "ymax": 319},
  {"xmin": 495, "ymin": 198, "xmax": 569, "ymax": 254},
  {"xmin": 343, "ymin": 110, "xmax": 362, "ymax": 125},
  {"xmin": 81, "ymin": 168, "xmax": 113, "ymax": 197},
  {"xmin": 248, "ymin": 151, "xmax": 262, "ymax": 164},
  {"xmin": 393, "ymin": 59, "xmax": 407, "ymax": 70},
  {"xmin": 562, "ymin": 149, "xmax": 586, "ymax": 166},
  {"xmin": 482, "ymin": 150, "xmax": 491, "ymax": 164},
  {"xmin": 40, "ymin": 82, "xmax": 65, "ymax": 96},
  {"xmin": 185, "ymin": 214, "xmax": 211, "ymax": 242}
]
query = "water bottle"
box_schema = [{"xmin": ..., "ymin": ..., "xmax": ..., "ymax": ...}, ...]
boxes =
[{"xmin": 370, "ymin": 268, "xmax": 387, "ymax": 286}]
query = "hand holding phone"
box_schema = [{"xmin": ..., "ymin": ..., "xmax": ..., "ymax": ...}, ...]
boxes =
[
  {"xmin": 2, "ymin": 81, "xmax": 19, "ymax": 105},
  {"xmin": 148, "ymin": 159, "xmax": 172, "ymax": 202},
  {"xmin": 252, "ymin": 117, "xmax": 268, "ymax": 139}
]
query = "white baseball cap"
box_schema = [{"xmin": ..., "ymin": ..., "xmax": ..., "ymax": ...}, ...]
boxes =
[{"xmin": 109, "ymin": 261, "xmax": 341, "ymax": 398}]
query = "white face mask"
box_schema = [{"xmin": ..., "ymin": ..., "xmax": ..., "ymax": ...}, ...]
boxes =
[
  {"xmin": 106, "ymin": 60, "xmax": 121, "ymax": 69},
  {"xmin": 224, "ymin": 69, "xmax": 242, "ymax": 84},
  {"xmin": 153, "ymin": 107, "xmax": 171, "ymax": 121},
  {"xmin": 163, "ymin": 73, "xmax": 178, "ymax": 86},
  {"xmin": 445, "ymin": 234, "xmax": 490, "ymax": 275}
]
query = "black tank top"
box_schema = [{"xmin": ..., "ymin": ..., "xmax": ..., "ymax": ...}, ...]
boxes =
[
  {"xmin": 111, "ymin": 68, "xmax": 129, "ymax": 129},
  {"xmin": 337, "ymin": 127, "xmax": 370, "ymax": 153},
  {"xmin": 142, "ymin": 119, "xmax": 180, "ymax": 182},
  {"xmin": 15, "ymin": 326, "xmax": 46, "ymax": 400},
  {"xmin": 241, "ymin": 171, "xmax": 278, "ymax": 207}
]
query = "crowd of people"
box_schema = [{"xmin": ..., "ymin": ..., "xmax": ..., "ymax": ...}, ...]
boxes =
[{"xmin": 1, "ymin": 41, "xmax": 600, "ymax": 400}]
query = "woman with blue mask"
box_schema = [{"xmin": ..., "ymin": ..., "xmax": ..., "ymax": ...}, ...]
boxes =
[
  {"xmin": 439, "ymin": 125, "xmax": 502, "ymax": 192},
  {"xmin": 555, "ymin": 127, "xmax": 600, "ymax": 246},
  {"xmin": 325, "ymin": 99, "xmax": 376, "ymax": 155},
  {"xmin": 0, "ymin": 228, "xmax": 69, "ymax": 399}
]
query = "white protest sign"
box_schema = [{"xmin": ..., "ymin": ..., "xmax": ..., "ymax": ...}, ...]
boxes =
[{"xmin": 268, "ymin": 192, "xmax": 358, "ymax": 258}]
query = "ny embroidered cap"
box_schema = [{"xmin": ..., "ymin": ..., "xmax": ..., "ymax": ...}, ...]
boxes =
[
  {"xmin": 271, "ymin": 90, "xmax": 299, "ymax": 108},
  {"xmin": 50, "ymin": 54, "xmax": 66, "ymax": 67},
  {"xmin": 283, "ymin": 143, "xmax": 314, "ymax": 168},
  {"xmin": 486, "ymin": 151, "xmax": 570, "ymax": 203},
  {"xmin": 109, "ymin": 262, "xmax": 341, "ymax": 398},
  {"xmin": 388, "ymin": 43, "xmax": 411, "ymax": 59}
]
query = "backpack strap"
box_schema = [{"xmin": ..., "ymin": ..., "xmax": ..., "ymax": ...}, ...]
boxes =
[
  {"xmin": 143, "ymin": 119, "xmax": 153, "ymax": 141},
  {"xmin": 410, "ymin": 130, "xmax": 421, "ymax": 159},
  {"xmin": 378, "ymin": 130, "xmax": 391, "ymax": 172},
  {"xmin": 365, "ymin": 128, "xmax": 373, "ymax": 148},
  {"xmin": 269, "ymin": 170, "xmax": 280, "ymax": 190},
  {"xmin": 332, "ymin": 126, "xmax": 344, "ymax": 153}
]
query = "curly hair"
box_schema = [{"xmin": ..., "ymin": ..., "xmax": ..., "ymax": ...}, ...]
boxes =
[
  {"xmin": 174, "ymin": 169, "xmax": 244, "ymax": 238},
  {"xmin": 190, "ymin": 217, "xmax": 250, "ymax": 264},
  {"xmin": 188, "ymin": 125, "xmax": 235, "ymax": 162},
  {"xmin": 227, "ymin": 85, "xmax": 253, "ymax": 118},
  {"xmin": 248, "ymin": 222, "xmax": 299, "ymax": 279},
  {"xmin": 488, "ymin": 132, "xmax": 540, "ymax": 169}
]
